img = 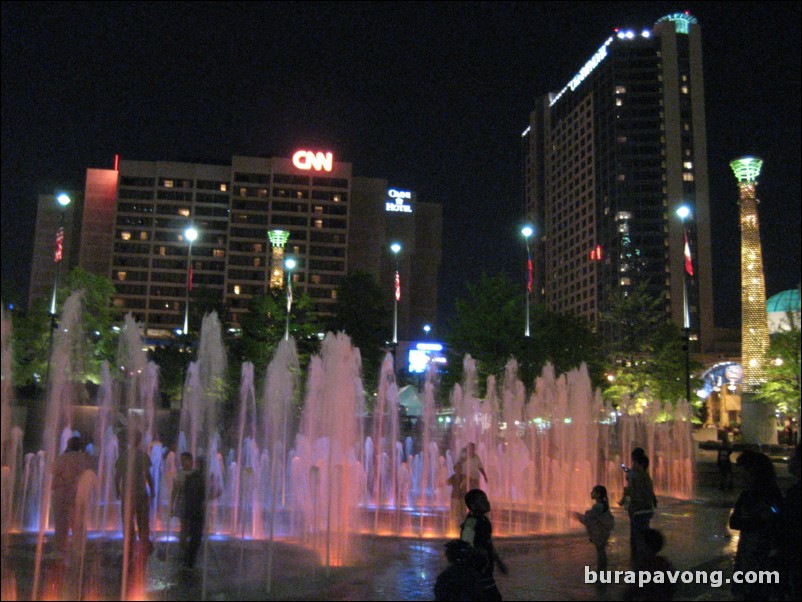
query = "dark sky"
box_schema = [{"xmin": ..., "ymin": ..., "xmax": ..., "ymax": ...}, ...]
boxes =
[{"xmin": 2, "ymin": 2, "xmax": 799, "ymax": 329}]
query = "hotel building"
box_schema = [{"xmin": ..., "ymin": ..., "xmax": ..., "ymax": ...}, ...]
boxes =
[
  {"xmin": 523, "ymin": 12, "xmax": 715, "ymax": 351},
  {"xmin": 29, "ymin": 151, "xmax": 441, "ymax": 343}
]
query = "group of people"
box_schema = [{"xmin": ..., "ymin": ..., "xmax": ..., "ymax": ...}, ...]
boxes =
[{"xmin": 50, "ymin": 429, "xmax": 207, "ymax": 570}]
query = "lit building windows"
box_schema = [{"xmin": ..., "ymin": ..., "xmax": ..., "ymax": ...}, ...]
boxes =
[
  {"xmin": 213, "ymin": 248, "xmax": 225, "ymax": 258},
  {"xmin": 252, "ymin": 243, "xmax": 263, "ymax": 253},
  {"xmin": 178, "ymin": 208, "xmax": 190, "ymax": 217},
  {"xmin": 615, "ymin": 85, "xmax": 626, "ymax": 94},
  {"xmin": 121, "ymin": 231, "xmax": 132, "ymax": 240},
  {"xmin": 314, "ymin": 219, "xmax": 323, "ymax": 229},
  {"xmin": 683, "ymin": 173, "xmax": 695, "ymax": 181},
  {"xmin": 681, "ymin": 85, "xmax": 689, "ymax": 94},
  {"xmin": 139, "ymin": 231, "xmax": 148, "ymax": 240},
  {"xmin": 615, "ymin": 98, "xmax": 623, "ymax": 106},
  {"xmin": 159, "ymin": 246, "xmax": 167, "ymax": 256},
  {"xmin": 311, "ymin": 274, "xmax": 321, "ymax": 284},
  {"xmin": 220, "ymin": 183, "xmax": 227, "ymax": 192},
  {"xmin": 683, "ymin": 161, "xmax": 693, "ymax": 169},
  {"xmin": 163, "ymin": 180, "xmax": 174, "ymax": 188},
  {"xmin": 234, "ymin": 285, "xmax": 241, "ymax": 295},
  {"xmin": 118, "ymin": 271, "xmax": 127, "ymax": 281}
]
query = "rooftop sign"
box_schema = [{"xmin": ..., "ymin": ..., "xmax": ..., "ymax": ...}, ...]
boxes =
[
  {"xmin": 550, "ymin": 37, "xmax": 614, "ymax": 106},
  {"xmin": 292, "ymin": 150, "xmax": 333, "ymax": 172}
]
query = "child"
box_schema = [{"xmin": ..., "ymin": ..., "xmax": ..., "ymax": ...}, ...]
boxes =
[
  {"xmin": 460, "ymin": 489, "xmax": 506, "ymax": 601},
  {"xmin": 574, "ymin": 485, "xmax": 615, "ymax": 572}
]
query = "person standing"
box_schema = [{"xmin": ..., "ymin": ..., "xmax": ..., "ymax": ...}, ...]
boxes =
[
  {"xmin": 729, "ymin": 450, "xmax": 783, "ymax": 601},
  {"xmin": 173, "ymin": 453, "xmax": 206, "ymax": 569},
  {"xmin": 780, "ymin": 444, "xmax": 801, "ymax": 600},
  {"xmin": 621, "ymin": 449, "xmax": 656, "ymax": 568},
  {"xmin": 51, "ymin": 435, "xmax": 94, "ymax": 556},
  {"xmin": 717, "ymin": 440, "xmax": 734, "ymax": 491},
  {"xmin": 460, "ymin": 489, "xmax": 505, "ymax": 601},
  {"xmin": 115, "ymin": 430, "xmax": 155, "ymax": 555}
]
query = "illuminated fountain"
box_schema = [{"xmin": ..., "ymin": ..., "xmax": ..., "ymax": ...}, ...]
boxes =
[{"xmin": 3, "ymin": 297, "xmax": 695, "ymax": 596}]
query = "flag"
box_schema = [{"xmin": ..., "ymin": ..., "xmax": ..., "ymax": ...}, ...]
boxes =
[
  {"xmin": 54, "ymin": 227, "xmax": 64, "ymax": 262},
  {"xmin": 683, "ymin": 230, "xmax": 694, "ymax": 277},
  {"xmin": 527, "ymin": 258, "xmax": 533, "ymax": 292},
  {"xmin": 287, "ymin": 282, "xmax": 293, "ymax": 312},
  {"xmin": 395, "ymin": 271, "xmax": 401, "ymax": 301}
]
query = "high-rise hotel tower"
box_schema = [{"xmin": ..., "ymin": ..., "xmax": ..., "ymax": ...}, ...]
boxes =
[{"xmin": 523, "ymin": 13, "xmax": 714, "ymax": 351}]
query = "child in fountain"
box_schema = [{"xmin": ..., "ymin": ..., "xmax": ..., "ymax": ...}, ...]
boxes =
[
  {"xmin": 460, "ymin": 489, "xmax": 505, "ymax": 601},
  {"xmin": 574, "ymin": 485, "xmax": 614, "ymax": 572}
]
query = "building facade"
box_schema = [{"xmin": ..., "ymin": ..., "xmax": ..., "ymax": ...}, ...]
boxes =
[
  {"xmin": 29, "ymin": 151, "xmax": 441, "ymax": 343},
  {"xmin": 523, "ymin": 13, "xmax": 714, "ymax": 352}
]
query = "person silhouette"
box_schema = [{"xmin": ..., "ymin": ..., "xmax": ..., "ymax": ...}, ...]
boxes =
[
  {"xmin": 460, "ymin": 489, "xmax": 505, "ymax": 601},
  {"xmin": 51, "ymin": 435, "xmax": 94, "ymax": 556},
  {"xmin": 115, "ymin": 430, "xmax": 155, "ymax": 556}
]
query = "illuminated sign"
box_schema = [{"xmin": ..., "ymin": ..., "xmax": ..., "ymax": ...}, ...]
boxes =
[
  {"xmin": 292, "ymin": 150, "xmax": 333, "ymax": 172},
  {"xmin": 408, "ymin": 342, "xmax": 447, "ymax": 374},
  {"xmin": 550, "ymin": 37, "xmax": 613, "ymax": 106},
  {"xmin": 386, "ymin": 188, "xmax": 413, "ymax": 213}
]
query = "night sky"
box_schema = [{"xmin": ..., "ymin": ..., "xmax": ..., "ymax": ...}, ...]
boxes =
[{"xmin": 2, "ymin": 2, "xmax": 799, "ymax": 330}]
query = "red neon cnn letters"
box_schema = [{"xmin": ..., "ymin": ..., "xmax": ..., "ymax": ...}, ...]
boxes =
[{"xmin": 292, "ymin": 150, "xmax": 333, "ymax": 172}]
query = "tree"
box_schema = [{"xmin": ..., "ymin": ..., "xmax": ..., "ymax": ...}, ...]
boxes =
[
  {"xmin": 326, "ymin": 271, "xmax": 390, "ymax": 398},
  {"xmin": 755, "ymin": 312, "xmax": 801, "ymax": 416},
  {"xmin": 13, "ymin": 267, "xmax": 117, "ymax": 387},
  {"xmin": 599, "ymin": 282, "xmax": 701, "ymax": 411},
  {"xmin": 230, "ymin": 287, "xmax": 322, "ymax": 379},
  {"xmin": 443, "ymin": 272, "xmax": 601, "ymax": 397}
]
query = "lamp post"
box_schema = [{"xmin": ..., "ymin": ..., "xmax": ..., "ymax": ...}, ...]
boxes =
[
  {"xmin": 423, "ymin": 324, "xmax": 431, "ymax": 339},
  {"xmin": 676, "ymin": 205, "xmax": 692, "ymax": 404},
  {"xmin": 390, "ymin": 242, "xmax": 402, "ymax": 345},
  {"xmin": 521, "ymin": 225, "xmax": 534, "ymax": 337},
  {"xmin": 182, "ymin": 225, "xmax": 198, "ymax": 336},
  {"xmin": 284, "ymin": 257, "xmax": 296, "ymax": 340},
  {"xmin": 44, "ymin": 193, "xmax": 72, "ymax": 386}
]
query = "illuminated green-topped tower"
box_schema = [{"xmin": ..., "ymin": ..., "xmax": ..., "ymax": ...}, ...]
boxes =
[
  {"xmin": 268, "ymin": 229, "xmax": 290, "ymax": 289},
  {"xmin": 730, "ymin": 157, "xmax": 769, "ymax": 391}
]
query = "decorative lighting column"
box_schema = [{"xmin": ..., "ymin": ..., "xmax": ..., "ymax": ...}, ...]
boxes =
[
  {"xmin": 182, "ymin": 225, "xmax": 198, "ymax": 335},
  {"xmin": 676, "ymin": 205, "xmax": 692, "ymax": 403},
  {"xmin": 284, "ymin": 257, "xmax": 296, "ymax": 340},
  {"xmin": 730, "ymin": 157, "xmax": 770, "ymax": 391},
  {"xmin": 268, "ymin": 229, "xmax": 290, "ymax": 289},
  {"xmin": 45, "ymin": 193, "xmax": 72, "ymax": 385},
  {"xmin": 521, "ymin": 225, "xmax": 534, "ymax": 337},
  {"xmin": 390, "ymin": 242, "xmax": 402, "ymax": 345}
]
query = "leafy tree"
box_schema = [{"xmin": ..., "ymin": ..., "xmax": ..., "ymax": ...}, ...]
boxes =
[
  {"xmin": 13, "ymin": 267, "xmax": 117, "ymax": 387},
  {"xmin": 443, "ymin": 272, "xmax": 601, "ymax": 398},
  {"xmin": 599, "ymin": 282, "xmax": 701, "ymax": 410},
  {"xmin": 755, "ymin": 312, "xmax": 801, "ymax": 416},
  {"xmin": 326, "ymin": 271, "xmax": 390, "ymax": 397},
  {"xmin": 230, "ymin": 287, "xmax": 322, "ymax": 379}
]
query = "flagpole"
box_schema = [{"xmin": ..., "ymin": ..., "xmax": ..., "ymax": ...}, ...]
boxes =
[
  {"xmin": 390, "ymin": 243, "xmax": 402, "ymax": 345},
  {"xmin": 183, "ymin": 225, "xmax": 198, "ymax": 335},
  {"xmin": 522, "ymin": 226, "xmax": 533, "ymax": 337},
  {"xmin": 678, "ymin": 206, "xmax": 692, "ymax": 403}
]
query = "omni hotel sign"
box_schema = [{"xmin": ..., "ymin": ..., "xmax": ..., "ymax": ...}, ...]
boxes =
[{"xmin": 385, "ymin": 189, "xmax": 413, "ymax": 213}]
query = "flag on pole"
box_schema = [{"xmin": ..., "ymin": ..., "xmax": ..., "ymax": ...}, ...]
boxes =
[
  {"xmin": 683, "ymin": 230, "xmax": 694, "ymax": 277},
  {"xmin": 54, "ymin": 227, "xmax": 64, "ymax": 262},
  {"xmin": 287, "ymin": 283, "xmax": 293, "ymax": 312},
  {"xmin": 527, "ymin": 258, "xmax": 533, "ymax": 292},
  {"xmin": 395, "ymin": 270, "xmax": 401, "ymax": 301}
]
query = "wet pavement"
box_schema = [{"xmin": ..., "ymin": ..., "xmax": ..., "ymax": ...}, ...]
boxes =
[{"xmin": 4, "ymin": 453, "xmax": 795, "ymax": 601}]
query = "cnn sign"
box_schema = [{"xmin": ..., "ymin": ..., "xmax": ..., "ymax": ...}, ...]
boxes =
[{"xmin": 292, "ymin": 150, "xmax": 333, "ymax": 172}]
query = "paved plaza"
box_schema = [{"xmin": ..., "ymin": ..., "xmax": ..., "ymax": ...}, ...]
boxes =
[{"xmin": 4, "ymin": 452, "xmax": 795, "ymax": 601}]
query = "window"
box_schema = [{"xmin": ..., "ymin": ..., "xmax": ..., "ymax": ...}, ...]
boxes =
[
  {"xmin": 683, "ymin": 161, "xmax": 693, "ymax": 170},
  {"xmin": 178, "ymin": 208, "xmax": 190, "ymax": 217},
  {"xmin": 234, "ymin": 285, "xmax": 241, "ymax": 295},
  {"xmin": 118, "ymin": 271, "xmax": 127, "ymax": 281},
  {"xmin": 253, "ymin": 243, "xmax": 263, "ymax": 253},
  {"xmin": 615, "ymin": 85, "xmax": 626, "ymax": 94},
  {"xmin": 220, "ymin": 183, "xmax": 227, "ymax": 192},
  {"xmin": 683, "ymin": 173, "xmax": 695, "ymax": 181},
  {"xmin": 615, "ymin": 98, "xmax": 623, "ymax": 106},
  {"xmin": 139, "ymin": 231, "xmax": 148, "ymax": 241},
  {"xmin": 681, "ymin": 85, "xmax": 689, "ymax": 94},
  {"xmin": 121, "ymin": 231, "xmax": 132, "ymax": 240},
  {"xmin": 213, "ymin": 249, "xmax": 225, "ymax": 258},
  {"xmin": 163, "ymin": 180, "xmax": 174, "ymax": 188},
  {"xmin": 314, "ymin": 219, "xmax": 323, "ymax": 229}
]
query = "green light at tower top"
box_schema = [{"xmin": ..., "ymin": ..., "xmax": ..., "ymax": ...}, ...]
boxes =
[
  {"xmin": 730, "ymin": 156, "xmax": 763, "ymax": 182},
  {"xmin": 656, "ymin": 12, "xmax": 698, "ymax": 34},
  {"xmin": 268, "ymin": 229, "xmax": 290, "ymax": 247}
]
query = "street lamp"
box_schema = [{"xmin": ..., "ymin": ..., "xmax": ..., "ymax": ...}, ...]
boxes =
[
  {"xmin": 521, "ymin": 225, "xmax": 534, "ymax": 337},
  {"xmin": 676, "ymin": 205, "xmax": 692, "ymax": 403},
  {"xmin": 183, "ymin": 225, "xmax": 199, "ymax": 336},
  {"xmin": 284, "ymin": 257, "xmax": 296, "ymax": 340},
  {"xmin": 390, "ymin": 242, "xmax": 402, "ymax": 345},
  {"xmin": 45, "ymin": 193, "xmax": 72, "ymax": 386},
  {"xmin": 423, "ymin": 324, "xmax": 431, "ymax": 339}
]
